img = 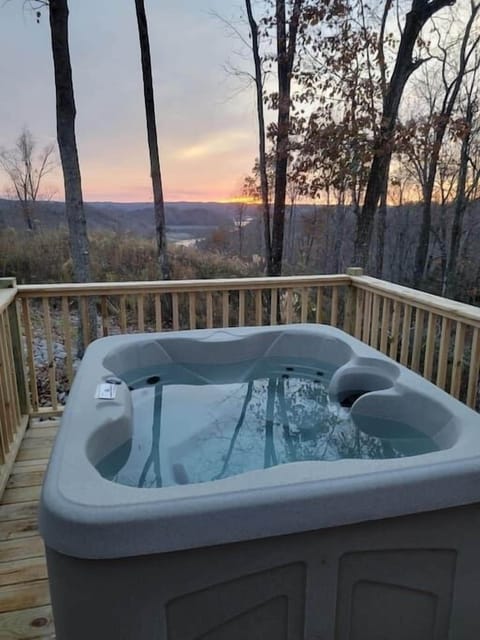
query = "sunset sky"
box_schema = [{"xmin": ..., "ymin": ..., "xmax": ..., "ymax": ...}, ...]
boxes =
[{"xmin": 0, "ymin": 0, "xmax": 259, "ymax": 202}]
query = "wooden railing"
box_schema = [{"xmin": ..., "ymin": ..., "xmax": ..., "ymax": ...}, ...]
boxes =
[
  {"xmin": 0, "ymin": 279, "xmax": 29, "ymax": 495},
  {"xmin": 350, "ymin": 275, "xmax": 480, "ymax": 409},
  {"xmin": 16, "ymin": 275, "xmax": 351, "ymax": 415},
  {"xmin": 6, "ymin": 270, "xmax": 480, "ymax": 415}
]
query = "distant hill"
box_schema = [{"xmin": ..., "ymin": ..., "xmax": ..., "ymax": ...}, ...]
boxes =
[{"xmin": 0, "ymin": 199, "xmax": 246, "ymax": 238}]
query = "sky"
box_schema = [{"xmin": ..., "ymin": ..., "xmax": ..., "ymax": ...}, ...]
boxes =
[{"xmin": 0, "ymin": 0, "xmax": 259, "ymax": 202}]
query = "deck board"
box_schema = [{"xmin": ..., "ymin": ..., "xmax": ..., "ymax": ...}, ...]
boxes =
[{"xmin": 0, "ymin": 417, "xmax": 57, "ymax": 639}]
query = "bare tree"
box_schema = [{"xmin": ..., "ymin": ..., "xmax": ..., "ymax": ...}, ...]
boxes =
[
  {"xmin": 270, "ymin": 0, "xmax": 303, "ymax": 277},
  {"xmin": 413, "ymin": 2, "xmax": 480, "ymax": 286},
  {"xmin": 353, "ymin": 0, "xmax": 455, "ymax": 269},
  {"xmin": 18, "ymin": 0, "xmax": 92, "ymax": 283},
  {"xmin": 446, "ymin": 58, "xmax": 480, "ymax": 296},
  {"xmin": 0, "ymin": 128, "xmax": 55, "ymax": 231},
  {"xmin": 34, "ymin": 0, "xmax": 92, "ymax": 285},
  {"xmin": 47, "ymin": 0, "xmax": 98, "ymax": 354},
  {"xmin": 245, "ymin": 0, "xmax": 272, "ymax": 272},
  {"xmin": 134, "ymin": 0, "xmax": 169, "ymax": 280}
]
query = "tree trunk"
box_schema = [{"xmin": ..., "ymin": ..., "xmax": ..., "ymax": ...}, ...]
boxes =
[
  {"xmin": 135, "ymin": 0, "xmax": 170, "ymax": 280},
  {"xmin": 287, "ymin": 196, "xmax": 296, "ymax": 263},
  {"xmin": 20, "ymin": 202, "xmax": 34, "ymax": 232},
  {"xmin": 49, "ymin": 0, "xmax": 90, "ymax": 284},
  {"xmin": 375, "ymin": 168, "xmax": 389, "ymax": 277},
  {"xmin": 353, "ymin": 0, "xmax": 455, "ymax": 269},
  {"xmin": 445, "ymin": 103, "xmax": 473, "ymax": 298},
  {"xmin": 245, "ymin": 0, "xmax": 272, "ymax": 272},
  {"xmin": 333, "ymin": 198, "xmax": 347, "ymax": 273},
  {"xmin": 413, "ymin": 145, "xmax": 440, "ymax": 287},
  {"xmin": 270, "ymin": 0, "xmax": 302, "ymax": 277}
]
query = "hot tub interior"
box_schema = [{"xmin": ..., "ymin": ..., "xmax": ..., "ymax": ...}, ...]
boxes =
[{"xmin": 94, "ymin": 330, "xmax": 445, "ymax": 488}]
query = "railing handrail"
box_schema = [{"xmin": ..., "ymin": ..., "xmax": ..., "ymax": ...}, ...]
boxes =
[
  {"xmin": 16, "ymin": 274, "xmax": 351, "ymax": 297},
  {"xmin": 352, "ymin": 275, "xmax": 480, "ymax": 326}
]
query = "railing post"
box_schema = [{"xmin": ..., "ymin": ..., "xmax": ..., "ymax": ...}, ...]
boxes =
[
  {"xmin": 344, "ymin": 267, "xmax": 364, "ymax": 335},
  {"xmin": 0, "ymin": 278, "xmax": 29, "ymax": 415}
]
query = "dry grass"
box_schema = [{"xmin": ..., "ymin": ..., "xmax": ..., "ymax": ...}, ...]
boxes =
[{"xmin": 0, "ymin": 229, "xmax": 262, "ymax": 284}]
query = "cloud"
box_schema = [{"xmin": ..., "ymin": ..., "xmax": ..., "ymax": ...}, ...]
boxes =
[{"xmin": 175, "ymin": 130, "xmax": 251, "ymax": 160}]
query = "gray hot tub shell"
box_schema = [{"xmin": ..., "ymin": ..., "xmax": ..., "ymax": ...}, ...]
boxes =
[{"xmin": 39, "ymin": 324, "xmax": 480, "ymax": 639}]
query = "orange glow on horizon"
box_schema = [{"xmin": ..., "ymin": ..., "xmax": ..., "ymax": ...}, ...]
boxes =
[{"xmin": 217, "ymin": 195, "xmax": 260, "ymax": 205}]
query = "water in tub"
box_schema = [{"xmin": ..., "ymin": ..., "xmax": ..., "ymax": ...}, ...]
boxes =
[{"xmin": 96, "ymin": 357, "xmax": 438, "ymax": 488}]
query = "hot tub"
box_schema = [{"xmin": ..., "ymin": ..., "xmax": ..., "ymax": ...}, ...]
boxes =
[{"xmin": 39, "ymin": 324, "xmax": 480, "ymax": 639}]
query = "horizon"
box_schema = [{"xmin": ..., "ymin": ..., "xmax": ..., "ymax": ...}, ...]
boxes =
[{"xmin": 0, "ymin": 196, "xmax": 260, "ymax": 207}]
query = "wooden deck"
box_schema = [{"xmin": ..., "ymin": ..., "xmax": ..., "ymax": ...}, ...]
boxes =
[{"xmin": 0, "ymin": 417, "xmax": 58, "ymax": 639}]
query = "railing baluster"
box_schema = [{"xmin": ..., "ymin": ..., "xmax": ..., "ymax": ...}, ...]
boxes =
[
  {"xmin": 354, "ymin": 289, "xmax": 364, "ymax": 339},
  {"xmin": 330, "ymin": 287, "xmax": 339, "ymax": 327},
  {"xmin": 101, "ymin": 297, "xmax": 109, "ymax": 337},
  {"xmin": 300, "ymin": 288, "xmax": 308, "ymax": 323},
  {"xmin": 62, "ymin": 297, "xmax": 73, "ymax": 385},
  {"xmin": 255, "ymin": 290, "xmax": 262, "ymax": 326},
  {"xmin": 1, "ymin": 314, "xmax": 16, "ymax": 432},
  {"xmin": 423, "ymin": 313, "xmax": 436, "ymax": 381},
  {"xmin": 154, "ymin": 294, "xmax": 162, "ymax": 331},
  {"xmin": 0, "ymin": 317, "xmax": 14, "ymax": 443},
  {"xmin": 42, "ymin": 297, "xmax": 58, "ymax": 411},
  {"xmin": 189, "ymin": 293, "xmax": 196, "ymax": 330},
  {"xmin": 379, "ymin": 297, "xmax": 390, "ymax": 353},
  {"xmin": 436, "ymin": 316, "xmax": 452, "ymax": 390},
  {"xmin": 343, "ymin": 285, "xmax": 354, "ymax": 334},
  {"xmin": 400, "ymin": 304, "xmax": 412, "ymax": 365},
  {"xmin": 206, "ymin": 292, "xmax": 214, "ymax": 328},
  {"xmin": 137, "ymin": 295, "xmax": 145, "ymax": 332},
  {"xmin": 80, "ymin": 297, "xmax": 90, "ymax": 348},
  {"xmin": 21, "ymin": 298, "xmax": 38, "ymax": 411},
  {"xmin": 411, "ymin": 308, "xmax": 425, "ymax": 372},
  {"xmin": 362, "ymin": 291, "xmax": 372, "ymax": 343},
  {"xmin": 7, "ymin": 299, "xmax": 28, "ymax": 416},
  {"xmin": 0, "ymin": 330, "xmax": 10, "ymax": 451},
  {"xmin": 172, "ymin": 293, "xmax": 180, "ymax": 330},
  {"xmin": 238, "ymin": 290, "xmax": 245, "ymax": 327},
  {"xmin": 467, "ymin": 327, "xmax": 480, "ymax": 409},
  {"xmin": 285, "ymin": 289, "xmax": 293, "ymax": 323},
  {"xmin": 4, "ymin": 312, "xmax": 21, "ymax": 428},
  {"xmin": 270, "ymin": 289, "xmax": 278, "ymax": 326},
  {"xmin": 222, "ymin": 292, "xmax": 229, "ymax": 327},
  {"xmin": 388, "ymin": 301, "xmax": 401, "ymax": 359},
  {"xmin": 450, "ymin": 322, "xmax": 466, "ymax": 399},
  {"xmin": 315, "ymin": 288, "xmax": 323, "ymax": 324},
  {"xmin": 120, "ymin": 296, "xmax": 127, "ymax": 333},
  {"xmin": 0, "ymin": 413, "xmax": 6, "ymax": 463},
  {"xmin": 370, "ymin": 294, "xmax": 380, "ymax": 349}
]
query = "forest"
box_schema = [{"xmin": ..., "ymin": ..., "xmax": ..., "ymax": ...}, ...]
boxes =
[{"xmin": 233, "ymin": 0, "xmax": 480, "ymax": 300}]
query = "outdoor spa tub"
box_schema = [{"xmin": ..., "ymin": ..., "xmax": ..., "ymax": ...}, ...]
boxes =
[{"xmin": 40, "ymin": 324, "xmax": 480, "ymax": 640}]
